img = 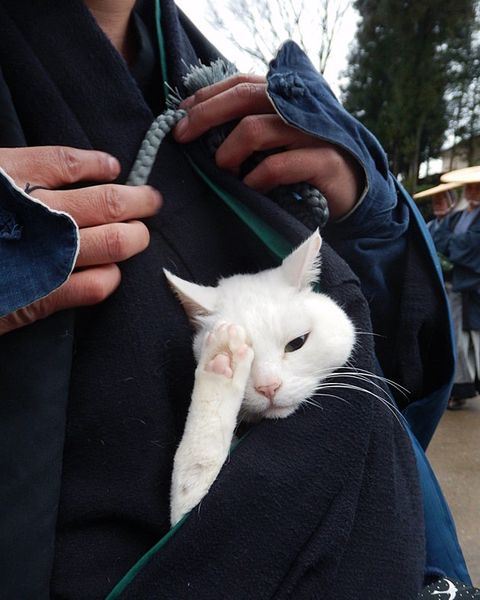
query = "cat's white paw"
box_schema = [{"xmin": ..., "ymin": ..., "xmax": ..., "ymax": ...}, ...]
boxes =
[
  {"xmin": 170, "ymin": 456, "xmax": 222, "ymax": 526},
  {"xmin": 201, "ymin": 322, "xmax": 253, "ymax": 385},
  {"xmin": 170, "ymin": 322, "xmax": 254, "ymax": 526}
]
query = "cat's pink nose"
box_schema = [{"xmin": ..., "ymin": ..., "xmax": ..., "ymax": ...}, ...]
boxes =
[{"xmin": 255, "ymin": 381, "xmax": 282, "ymax": 401}]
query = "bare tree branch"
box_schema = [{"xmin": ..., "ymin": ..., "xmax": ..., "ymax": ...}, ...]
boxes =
[{"xmin": 206, "ymin": 0, "xmax": 353, "ymax": 73}]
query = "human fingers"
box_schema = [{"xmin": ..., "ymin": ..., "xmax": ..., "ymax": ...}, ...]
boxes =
[
  {"xmin": 215, "ymin": 114, "xmax": 320, "ymax": 172},
  {"xmin": 0, "ymin": 146, "xmax": 120, "ymax": 189},
  {"xmin": 181, "ymin": 73, "xmax": 266, "ymax": 108},
  {"xmin": 174, "ymin": 81, "xmax": 273, "ymax": 143},
  {"xmin": 0, "ymin": 264, "xmax": 121, "ymax": 335},
  {"xmin": 33, "ymin": 184, "xmax": 162, "ymax": 228},
  {"xmin": 243, "ymin": 147, "xmax": 365, "ymax": 220},
  {"xmin": 76, "ymin": 220, "xmax": 150, "ymax": 267}
]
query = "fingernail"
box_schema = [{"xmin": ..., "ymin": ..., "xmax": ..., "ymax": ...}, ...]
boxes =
[
  {"xmin": 175, "ymin": 117, "xmax": 189, "ymax": 141},
  {"xmin": 150, "ymin": 187, "xmax": 163, "ymax": 209},
  {"xmin": 107, "ymin": 155, "xmax": 121, "ymax": 174}
]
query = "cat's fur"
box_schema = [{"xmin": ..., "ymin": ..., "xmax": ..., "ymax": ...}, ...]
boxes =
[{"xmin": 165, "ymin": 230, "xmax": 355, "ymax": 525}]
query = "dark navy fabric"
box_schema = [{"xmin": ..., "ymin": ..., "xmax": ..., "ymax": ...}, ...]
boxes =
[
  {"xmin": 0, "ymin": 310, "xmax": 75, "ymax": 599},
  {"xmin": 0, "ymin": 66, "xmax": 25, "ymax": 147},
  {"xmin": 0, "ymin": 0, "xmax": 459, "ymax": 599}
]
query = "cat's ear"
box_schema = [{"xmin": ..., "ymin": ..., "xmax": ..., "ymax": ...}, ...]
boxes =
[
  {"xmin": 164, "ymin": 269, "xmax": 218, "ymax": 320},
  {"xmin": 281, "ymin": 229, "xmax": 322, "ymax": 289}
]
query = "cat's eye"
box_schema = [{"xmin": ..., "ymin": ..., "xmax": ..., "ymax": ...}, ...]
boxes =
[{"xmin": 285, "ymin": 333, "xmax": 309, "ymax": 353}]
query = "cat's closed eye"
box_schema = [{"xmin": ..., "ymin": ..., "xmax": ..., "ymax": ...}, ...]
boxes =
[{"xmin": 285, "ymin": 333, "xmax": 310, "ymax": 353}]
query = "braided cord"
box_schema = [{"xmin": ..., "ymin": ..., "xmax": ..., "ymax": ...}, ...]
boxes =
[
  {"xmin": 126, "ymin": 108, "xmax": 186, "ymax": 186},
  {"xmin": 126, "ymin": 58, "xmax": 329, "ymax": 229},
  {"xmin": 271, "ymin": 183, "xmax": 330, "ymax": 230}
]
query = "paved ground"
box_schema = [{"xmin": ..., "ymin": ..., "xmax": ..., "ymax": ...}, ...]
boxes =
[{"xmin": 427, "ymin": 396, "xmax": 480, "ymax": 586}]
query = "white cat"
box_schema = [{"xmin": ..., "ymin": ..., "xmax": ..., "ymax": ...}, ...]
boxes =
[{"xmin": 164, "ymin": 230, "xmax": 356, "ymax": 526}]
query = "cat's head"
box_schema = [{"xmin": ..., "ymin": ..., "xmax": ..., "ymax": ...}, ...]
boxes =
[{"xmin": 164, "ymin": 230, "xmax": 355, "ymax": 420}]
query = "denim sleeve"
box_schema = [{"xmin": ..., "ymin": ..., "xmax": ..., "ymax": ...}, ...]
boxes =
[
  {"xmin": 266, "ymin": 41, "xmax": 408, "ymax": 236},
  {"xmin": 0, "ymin": 168, "xmax": 79, "ymax": 317}
]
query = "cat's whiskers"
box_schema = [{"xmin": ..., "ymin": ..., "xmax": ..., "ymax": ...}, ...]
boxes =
[
  {"xmin": 309, "ymin": 364, "xmax": 407, "ymax": 422},
  {"xmin": 338, "ymin": 366, "xmax": 410, "ymax": 396},
  {"xmin": 312, "ymin": 381, "xmax": 404, "ymax": 428},
  {"xmin": 320, "ymin": 372, "xmax": 403, "ymax": 403},
  {"xmin": 353, "ymin": 329, "xmax": 387, "ymax": 338},
  {"xmin": 311, "ymin": 365, "xmax": 409, "ymax": 397},
  {"xmin": 304, "ymin": 394, "xmax": 351, "ymax": 407}
]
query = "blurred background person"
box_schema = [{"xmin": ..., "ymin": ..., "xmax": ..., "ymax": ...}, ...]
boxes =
[
  {"xmin": 433, "ymin": 166, "xmax": 480, "ymax": 409},
  {"xmin": 414, "ymin": 182, "xmax": 461, "ymax": 278},
  {"xmin": 414, "ymin": 182, "xmax": 461, "ymax": 233}
]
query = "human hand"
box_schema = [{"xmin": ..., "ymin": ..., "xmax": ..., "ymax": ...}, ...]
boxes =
[
  {"xmin": 173, "ymin": 74, "xmax": 365, "ymax": 220},
  {"xmin": 0, "ymin": 146, "xmax": 161, "ymax": 334}
]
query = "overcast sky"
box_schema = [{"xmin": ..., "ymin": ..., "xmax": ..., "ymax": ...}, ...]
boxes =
[
  {"xmin": 174, "ymin": 2, "xmax": 444, "ymax": 176},
  {"xmin": 175, "ymin": 0, "xmax": 359, "ymax": 97}
]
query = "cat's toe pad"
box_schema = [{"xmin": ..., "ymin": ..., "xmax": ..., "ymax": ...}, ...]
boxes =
[
  {"xmin": 206, "ymin": 322, "xmax": 245, "ymax": 352},
  {"xmin": 202, "ymin": 322, "xmax": 253, "ymax": 379},
  {"xmin": 229, "ymin": 327, "xmax": 253, "ymax": 358},
  {"xmin": 206, "ymin": 352, "xmax": 233, "ymax": 378}
]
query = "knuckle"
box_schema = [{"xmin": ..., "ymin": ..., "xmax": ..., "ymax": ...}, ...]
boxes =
[
  {"xmin": 240, "ymin": 115, "xmax": 264, "ymax": 144},
  {"xmin": 102, "ymin": 185, "xmax": 126, "ymax": 221},
  {"xmin": 57, "ymin": 147, "xmax": 82, "ymax": 182},
  {"xmin": 105, "ymin": 225, "xmax": 129, "ymax": 261},
  {"xmin": 189, "ymin": 100, "xmax": 207, "ymax": 123},
  {"xmin": 234, "ymin": 82, "xmax": 258, "ymax": 101},
  {"xmin": 231, "ymin": 74, "xmax": 254, "ymax": 87},
  {"xmin": 321, "ymin": 147, "xmax": 344, "ymax": 172},
  {"xmin": 0, "ymin": 303, "xmax": 43, "ymax": 333},
  {"xmin": 192, "ymin": 88, "xmax": 207, "ymax": 104}
]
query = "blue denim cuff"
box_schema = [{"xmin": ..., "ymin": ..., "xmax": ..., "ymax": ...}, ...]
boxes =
[
  {"xmin": 266, "ymin": 41, "xmax": 400, "ymax": 238},
  {"xmin": 0, "ymin": 168, "xmax": 79, "ymax": 317}
]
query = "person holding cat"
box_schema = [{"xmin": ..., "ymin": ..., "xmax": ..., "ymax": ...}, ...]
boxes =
[{"xmin": 0, "ymin": 0, "xmax": 471, "ymax": 598}]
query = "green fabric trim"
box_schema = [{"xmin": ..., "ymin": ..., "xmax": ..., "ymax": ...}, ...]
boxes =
[
  {"xmin": 154, "ymin": 0, "xmax": 170, "ymax": 100},
  {"xmin": 187, "ymin": 158, "xmax": 292, "ymax": 261},
  {"xmin": 105, "ymin": 515, "xmax": 188, "ymax": 599}
]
